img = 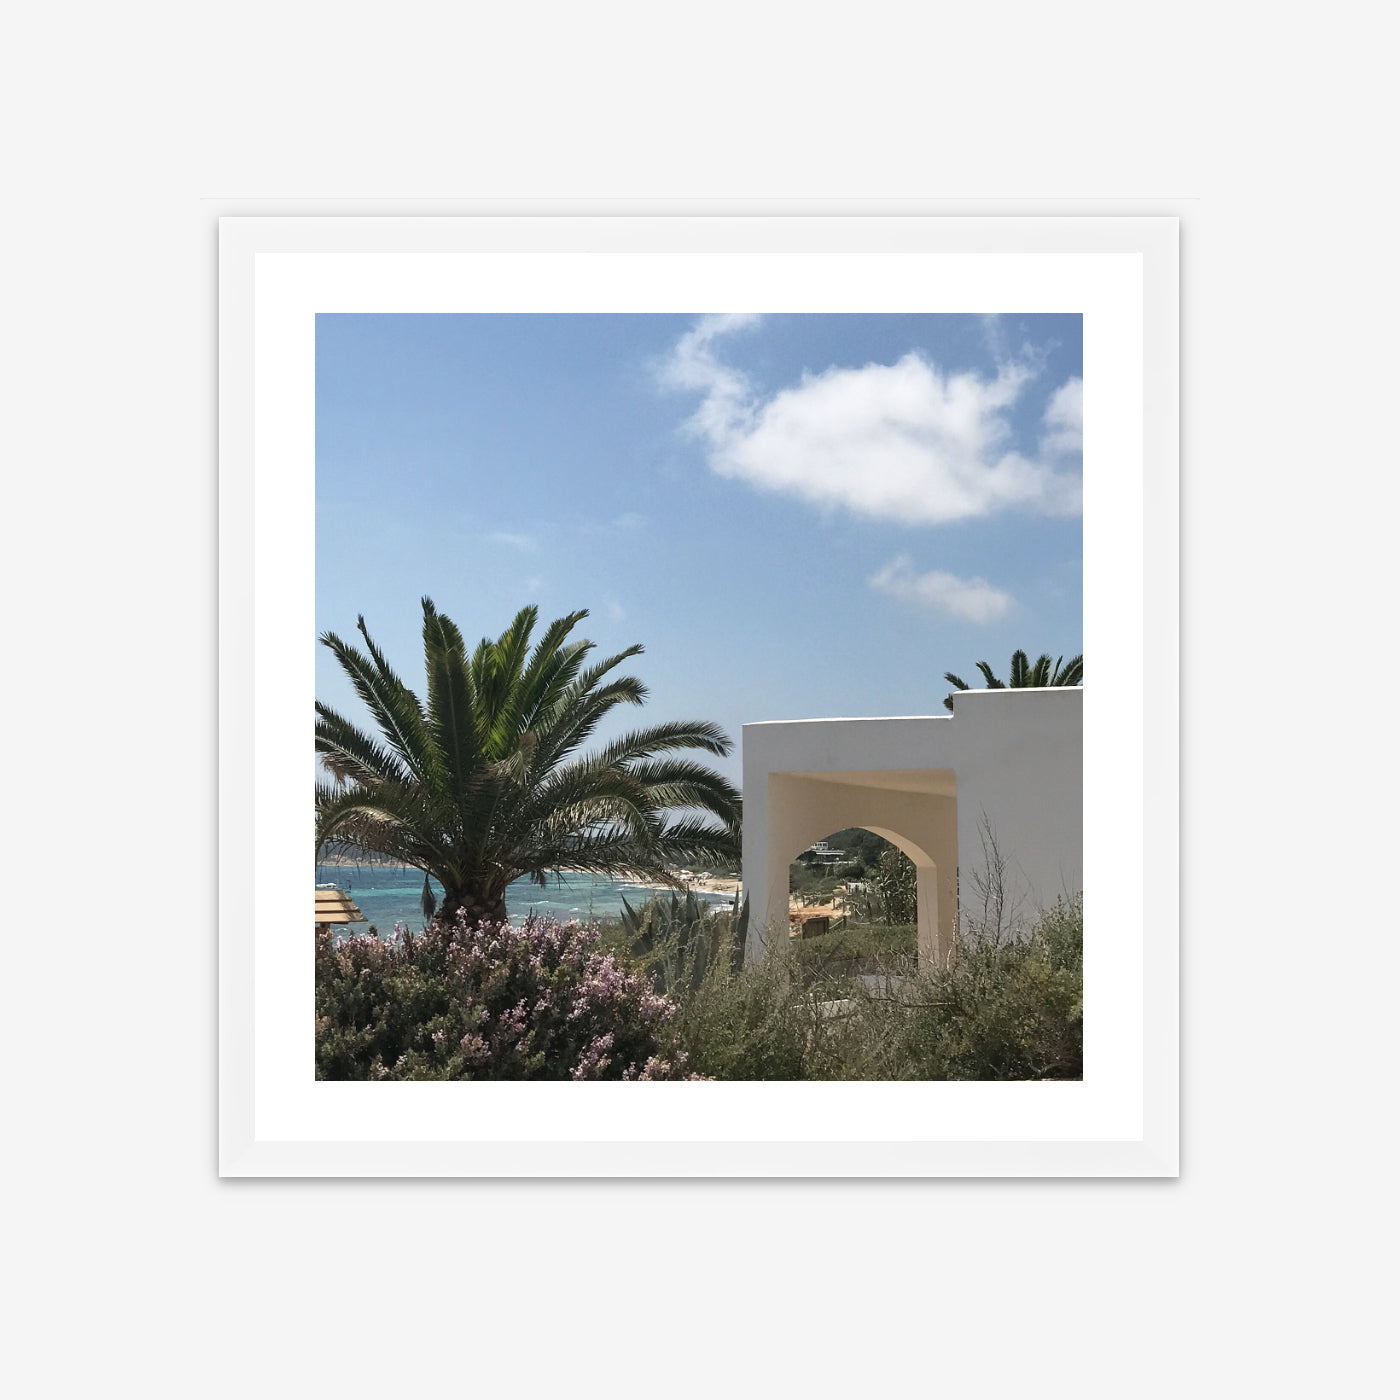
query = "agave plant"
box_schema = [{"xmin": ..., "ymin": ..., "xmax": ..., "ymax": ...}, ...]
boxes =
[
  {"xmin": 620, "ymin": 888, "xmax": 751, "ymax": 993},
  {"xmin": 316, "ymin": 598, "xmax": 742, "ymax": 929},
  {"xmin": 943, "ymin": 649, "xmax": 1083, "ymax": 711}
]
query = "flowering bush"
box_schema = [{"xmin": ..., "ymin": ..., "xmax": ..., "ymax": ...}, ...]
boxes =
[{"xmin": 315, "ymin": 912, "xmax": 689, "ymax": 1080}]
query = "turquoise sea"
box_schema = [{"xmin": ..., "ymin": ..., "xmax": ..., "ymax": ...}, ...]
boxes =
[{"xmin": 315, "ymin": 864, "xmax": 737, "ymax": 935}]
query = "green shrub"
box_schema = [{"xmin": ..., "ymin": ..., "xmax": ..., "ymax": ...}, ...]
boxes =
[
  {"xmin": 792, "ymin": 922, "xmax": 917, "ymax": 964},
  {"xmin": 877, "ymin": 895, "xmax": 1083, "ymax": 1079},
  {"xmin": 664, "ymin": 897, "xmax": 1083, "ymax": 1082},
  {"xmin": 665, "ymin": 952, "xmax": 816, "ymax": 1081},
  {"xmin": 604, "ymin": 893, "xmax": 819, "ymax": 1079}
]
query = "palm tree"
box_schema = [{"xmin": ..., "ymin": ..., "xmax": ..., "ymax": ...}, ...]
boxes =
[
  {"xmin": 316, "ymin": 598, "xmax": 742, "ymax": 929},
  {"xmin": 943, "ymin": 650, "xmax": 1083, "ymax": 711}
]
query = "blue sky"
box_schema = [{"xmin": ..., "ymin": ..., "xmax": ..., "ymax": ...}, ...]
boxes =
[{"xmin": 316, "ymin": 313, "xmax": 1082, "ymax": 787}]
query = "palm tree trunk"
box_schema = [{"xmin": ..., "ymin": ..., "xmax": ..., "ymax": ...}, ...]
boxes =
[{"xmin": 438, "ymin": 882, "xmax": 510, "ymax": 930}]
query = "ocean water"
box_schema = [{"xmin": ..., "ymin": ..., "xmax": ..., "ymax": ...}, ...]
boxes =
[{"xmin": 314, "ymin": 864, "xmax": 736, "ymax": 936}]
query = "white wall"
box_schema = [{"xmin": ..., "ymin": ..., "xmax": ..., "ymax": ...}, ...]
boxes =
[
  {"xmin": 744, "ymin": 689, "xmax": 1082, "ymax": 962},
  {"xmin": 5, "ymin": 6, "xmax": 1392, "ymax": 1396}
]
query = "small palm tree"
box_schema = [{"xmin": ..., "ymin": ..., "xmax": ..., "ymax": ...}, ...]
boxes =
[
  {"xmin": 943, "ymin": 650, "xmax": 1083, "ymax": 711},
  {"xmin": 316, "ymin": 598, "xmax": 742, "ymax": 929}
]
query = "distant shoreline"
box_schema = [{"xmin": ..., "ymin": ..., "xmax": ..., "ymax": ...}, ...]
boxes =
[{"xmin": 316, "ymin": 857, "xmax": 741, "ymax": 899}]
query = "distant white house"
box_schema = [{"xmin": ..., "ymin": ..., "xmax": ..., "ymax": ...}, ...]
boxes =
[
  {"xmin": 801, "ymin": 840, "xmax": 847, "ymax": 865},
  {"xmin": 742, "ymin": 688, "xmax": 1083, "ymax": 967}
]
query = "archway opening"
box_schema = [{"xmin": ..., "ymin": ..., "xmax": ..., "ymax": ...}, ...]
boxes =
[
  {"xmin": 783, "ymin": 824, "xmax": 945, "ymax": 983},
  {"xmin": 760, "ymin": 769, "xmax": 959, "ymax": 969}
]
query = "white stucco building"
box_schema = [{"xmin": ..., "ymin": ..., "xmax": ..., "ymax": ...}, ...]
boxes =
[{"xmin": 741, "ymin": 688, "xmax": 1083, "ymax": 966}]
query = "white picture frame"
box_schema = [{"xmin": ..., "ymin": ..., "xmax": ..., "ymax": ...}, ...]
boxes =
[{"xmin": 220, "ymin": 215, "xmax": 1178, "ymax": 1177}]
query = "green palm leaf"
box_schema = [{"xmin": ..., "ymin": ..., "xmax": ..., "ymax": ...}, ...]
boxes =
[
  {"xmin": 315, "ymin": 703, "xmax": 410, "ymax": 786},
  {"xmin": 945, "ymin": 651, "xmax": 1083, "ymax": 710}
]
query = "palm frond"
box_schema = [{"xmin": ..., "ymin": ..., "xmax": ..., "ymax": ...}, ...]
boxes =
[
  {"xmin": 527, "ymin": 810, "xmax": 737, "ymax": 882},
  {"xmin": 495, "ymin": 609, "xmax": 591, "ymax": 741},
  {"xmin": 514, "ymin": 759, "xmax": 657, "ymax": 836},
  {"xmin": 594, "ymin": 719, "xmax": 732, "ymax": 766},
  {"xmin": 314, "ymin": 782, "xmax": 445, "ymax": 871},
  {"xmin": 647, "ymin": 814, "xmax": 743, "ymax": 868},
  {"xmin": 529, "ymin": 671, "xmax": 649, "ymax": 774},
  {"xmin": 1056, "ymin": 654, "xmax": 1084, "ymax": 686},
  {"xmin": 320, "ymin": 625, "xmax": 437, "ymax": 782},
  {"xmin": 942, "ymin": 672, "xmax": 969, "ymax": 712},
  {"xmin": 315, "ymin": 703, "xmax": 411, "ymax": 786},
  {"xmin": 624, "ymin": 757, "xmax": 742, "ymax": 828},
  {"xmin": 474, "ymin": 604, "xmax": 540, "ymax": 755},
  {"xmin": 421, "ymin": 597, "xmax": 480, "ymax": 799}
]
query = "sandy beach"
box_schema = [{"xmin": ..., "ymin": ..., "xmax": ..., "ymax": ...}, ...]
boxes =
[
  {"xmin": 684, "ymin": 874, "xmax": 742, "ymax": 896},
  {"xmin": 615, "ymin": 870, "xmax": 742, "ymax": 901}
]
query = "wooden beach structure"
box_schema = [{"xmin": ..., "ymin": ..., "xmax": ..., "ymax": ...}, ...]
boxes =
[{"xmin": 315, "ymin": 887, "xmax": 366, "ymax": 937}]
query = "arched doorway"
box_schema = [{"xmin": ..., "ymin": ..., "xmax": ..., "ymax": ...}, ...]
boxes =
[
  {"xmin": 760, "ymin": 770, "xmax": 958, "ymax": 969},
  {"xmin": 787, "ymin": 827, "xmax": 921, "ymax": 963}
]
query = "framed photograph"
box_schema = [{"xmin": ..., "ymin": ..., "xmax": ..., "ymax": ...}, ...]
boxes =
[{"xmin": 220, "ymin": 215, "xmax": 1178, "ymax": 1176}]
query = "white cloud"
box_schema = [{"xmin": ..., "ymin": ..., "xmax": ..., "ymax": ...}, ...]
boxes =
[
  {"xmin": 869, "ymin": 555, "xmax": 1013, "ymax": 624},
  {"xmin": 660, "ymin": 317, "xmax": 1081, "ymax": 524},
  {"xmin": 489, "ymin": 530, "xmax": 534, "ymax": 550},
  {"xmin": 1041, "ymin": 376, "xmax": 1083, "ymax": 456}
]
